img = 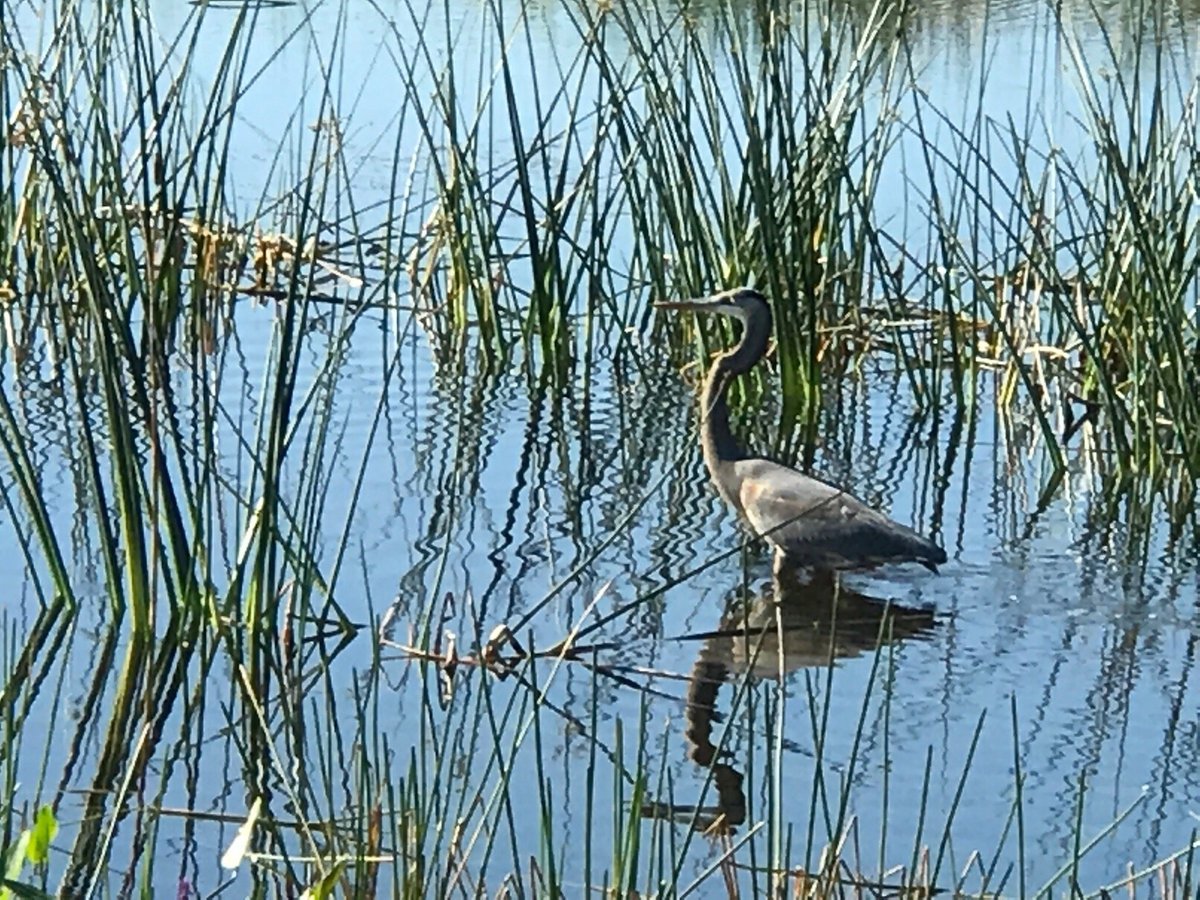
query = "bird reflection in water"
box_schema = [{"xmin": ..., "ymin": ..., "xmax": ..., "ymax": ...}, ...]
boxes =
[{"xmin": 641, "ymin": 568, "xmax": 937, "ymax": 834}]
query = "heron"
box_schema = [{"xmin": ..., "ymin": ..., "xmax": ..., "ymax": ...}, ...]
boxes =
[{"xmin": 655, "ymin": 286, "xmax": 947, "ymax": 575}]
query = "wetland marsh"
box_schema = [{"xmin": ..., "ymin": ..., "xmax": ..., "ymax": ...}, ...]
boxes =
[{"xmin": 1, "ymin": 0, "xmax": 1199, "ymax": 896}]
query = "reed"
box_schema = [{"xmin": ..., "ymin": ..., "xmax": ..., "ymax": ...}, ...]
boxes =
[{"xmin": 0, "ymin": 0, "xmax": 1197, "ymax": 895}]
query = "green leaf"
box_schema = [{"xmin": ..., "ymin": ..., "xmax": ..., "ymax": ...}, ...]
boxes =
[
  {"xmin": 300, "ymin": 861, "xmax": 346, "ymax": 900},
  {"xmin": 25, "ymin": 808, "xmax": 56, "ymax": 865},
  {"xmin": 2, "ymin": 832, "xmax": 31, "ymax": 884},
  {"xmin": 1, "ymin": 879, "xmax": 55, "ymax": 900}
]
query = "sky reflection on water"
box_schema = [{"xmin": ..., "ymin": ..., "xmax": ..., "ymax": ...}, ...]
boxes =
[{"xmin": 4, "ymin": 0, "xmax": 1200, "ymax": 893}]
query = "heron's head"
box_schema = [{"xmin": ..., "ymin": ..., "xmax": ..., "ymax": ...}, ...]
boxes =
[{"xmin": 654, "ymin": 286, "xmax": 769, "ymax": 323}]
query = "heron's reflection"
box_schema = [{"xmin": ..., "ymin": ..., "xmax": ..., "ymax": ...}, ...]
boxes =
[{"xmin": 644, "ymin": 569, "xmax": 937, "ymax": 833}]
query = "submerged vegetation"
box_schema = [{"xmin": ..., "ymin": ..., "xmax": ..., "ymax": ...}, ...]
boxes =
[{"xmin": 0, "ymin": 0, "xmax": 1197, "ymax": 895}]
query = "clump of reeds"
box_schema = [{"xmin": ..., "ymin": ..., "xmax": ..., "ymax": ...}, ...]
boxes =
[
  {"xmin": 372, "ymin": 0, "xmax": 1199, "ymax": 529},
  {"xmin": 0, "ymin": 0, "xmax": 385, "ymax": 893},
  {"xmin": 1, "ymin": 0, "xmax": 1198, "ymax": 895}
]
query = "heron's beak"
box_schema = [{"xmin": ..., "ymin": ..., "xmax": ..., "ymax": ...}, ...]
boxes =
[{"xmin": 653, "ymin": 293, "xmax": 727, "ymax": 312}]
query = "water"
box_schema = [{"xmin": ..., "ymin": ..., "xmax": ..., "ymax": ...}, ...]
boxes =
[{"xmin": 3, "ymin": 0, "xmax": 1199, "ymax": 895}]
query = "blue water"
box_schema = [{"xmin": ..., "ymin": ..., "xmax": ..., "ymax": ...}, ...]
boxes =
[{"xmin": 3, "ymin": 0, "xmax": 1199, "ymax": 895}]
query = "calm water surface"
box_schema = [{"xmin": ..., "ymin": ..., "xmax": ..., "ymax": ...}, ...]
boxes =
[{"xmin": 5, "ymin": 0, "xmax": 1200, "ymax": 895}]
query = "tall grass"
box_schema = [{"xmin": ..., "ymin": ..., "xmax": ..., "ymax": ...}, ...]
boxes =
[
  {"xmin": 0, "ymin": 0, "xmax": 1198, "ymax": 895},
  {"xmin": 375, "ymin": 0, "xmax": 1198, "ymax": 526},
  {"xmin": 0, "ymin": 0, "xmax": 385, "ymax": 892}
]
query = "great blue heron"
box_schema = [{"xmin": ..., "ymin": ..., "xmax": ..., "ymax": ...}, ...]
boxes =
[{"xmin": 656, "ymin": 286, "xmax": 947, "ymax": 574}]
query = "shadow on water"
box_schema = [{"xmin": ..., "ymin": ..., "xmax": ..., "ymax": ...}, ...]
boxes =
[{"xmin": 642, "ymin": 567, "xmax": 936, "ymax": 834}]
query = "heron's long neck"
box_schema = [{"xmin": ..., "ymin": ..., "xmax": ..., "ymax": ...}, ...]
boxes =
[
  {"xmin": 699, "ymin": 316, "xmax": 770, "ymax": 468},
  {"xmin": 700, "ymin": 364, "xmax": 744, "ymax": 465}
]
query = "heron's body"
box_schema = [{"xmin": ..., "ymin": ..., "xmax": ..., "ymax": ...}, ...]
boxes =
[{"xmin": 657, "ymin": 287, "xmax": 947, "ymax": 574}]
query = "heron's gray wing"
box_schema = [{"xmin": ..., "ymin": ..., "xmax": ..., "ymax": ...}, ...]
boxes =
[{"xmin": 730, "ymin": 459, "xmax": 929, "ymax": 568}]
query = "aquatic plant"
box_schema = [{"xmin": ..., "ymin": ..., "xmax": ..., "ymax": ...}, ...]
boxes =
[{"xmin": 0, "ymin": 0, "xmax": 1196, "ymax": 895}]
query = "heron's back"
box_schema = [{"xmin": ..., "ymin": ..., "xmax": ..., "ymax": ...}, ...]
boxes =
[{"xmin": 721, "ymin": 457, "xmax": 947, "ymax": 571}]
